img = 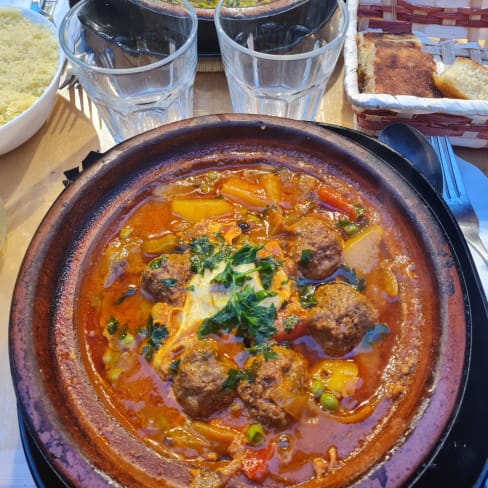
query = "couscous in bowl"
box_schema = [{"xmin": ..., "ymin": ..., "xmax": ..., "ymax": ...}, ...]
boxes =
[{"xmin": 0, "ymin": 5, "xmax": 64, "ymax": 156}]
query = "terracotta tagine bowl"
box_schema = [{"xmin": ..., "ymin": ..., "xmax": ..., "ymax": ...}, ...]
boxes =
[{"xmin": 9, "ymin": 115, "xmax": 468, "ymax": 487}]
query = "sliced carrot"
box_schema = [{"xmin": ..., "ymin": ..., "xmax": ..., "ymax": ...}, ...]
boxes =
[
  {"xmin": 190, "ymin": 421, "xmax": 241, "ymax": 454},
  {"xmin": 257, "ymin": 240, "xmax": 285, "ymax": 261},
  {"xmin": 317, "ymin": 185, "xmax": 358, "ymax": 221}
]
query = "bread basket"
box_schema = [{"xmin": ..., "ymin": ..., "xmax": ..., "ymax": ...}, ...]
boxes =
[{"xmin": 343, "ymin": 0, "xmax": 488, "ymax": 148}]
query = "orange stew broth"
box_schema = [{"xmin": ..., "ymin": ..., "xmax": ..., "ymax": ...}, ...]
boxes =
[{"xmin": 78, "ymin": 165, "xmax": 418, "ymax": 485}]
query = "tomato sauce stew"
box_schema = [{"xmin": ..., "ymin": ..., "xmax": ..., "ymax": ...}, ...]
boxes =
[{"xmin": 77, "ymin": 163, "xmax": 437, "ymax": 486}]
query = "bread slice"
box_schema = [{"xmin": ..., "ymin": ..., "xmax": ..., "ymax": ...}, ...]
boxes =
[
  {"xmin": 357, "ymin": 32, "xmax": 439, "ymax": 97},
  {"xmin": 433, "ymin": 57, "xmax": 488, "ymax": 100}
]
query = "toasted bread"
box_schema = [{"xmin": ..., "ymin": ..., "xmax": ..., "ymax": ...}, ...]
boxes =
[
  {"xmin": 357, "ymin": 32, "xmax": 439, "ymax": 98},
  {"xmin": 433, "ymin": 57, "xmax": 488, "ymax": 100}
]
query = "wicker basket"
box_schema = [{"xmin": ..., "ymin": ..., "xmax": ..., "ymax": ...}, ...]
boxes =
[{"xmin": 343, "ymin": 0, "xmax": 488, "ymax": 148}]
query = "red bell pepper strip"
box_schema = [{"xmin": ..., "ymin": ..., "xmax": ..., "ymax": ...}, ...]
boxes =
[
  {"xmin": 241, "ymin": 443, "xmax": 275, "ymax": 482},
  {"xmin": 274, "ymin": 308, "xmax": 309, "ymax": 343}
]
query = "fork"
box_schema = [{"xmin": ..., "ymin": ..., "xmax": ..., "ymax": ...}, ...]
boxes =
[
  {"xmin": 430, "ymin": 136, "xmax": 488, "ymax": 266},
  {"xmin": 59, "ymin": 62, "xmax": 79, "ymax": 90},
  {"xmin": 30, "ymin": 0, "xmax": 56, "ymax": 21}
]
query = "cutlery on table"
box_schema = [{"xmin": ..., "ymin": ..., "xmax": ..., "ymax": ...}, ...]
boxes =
[
  {"xmin": 379, "ymin": 123, "xmax": 488, "ymax": 266},
  {"xmin": 30, "ymin": 0, "xmax": 56, "ymax": 19},
  {"xmin": 429, "ymin": 135, "xmax": 488, "ymax": 266},
  {"xmin": 378, "ymin": 122, "xmax": 443, "ymax": 193}
]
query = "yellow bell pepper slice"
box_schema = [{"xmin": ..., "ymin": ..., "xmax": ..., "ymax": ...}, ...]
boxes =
[{"xmin": 312, "ymin": 359, "xmax": 359, "ymax": 398}]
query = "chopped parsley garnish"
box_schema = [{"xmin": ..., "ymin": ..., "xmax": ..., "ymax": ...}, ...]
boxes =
[
  {"xmin": 299, "ymin": 249, "xmax": 314, "ymax": 266},
  {"xmin": 360, "ymin": 323, "xmax": 390, "ymax": 350},
  {"xmin": 257, "ymin": 256, "xmax": 280, "ymax": 290},
  {"xmin": 140, "ymin": 314, "xmax": 169, "ymax": 360},
  {"xmin": 246, "ymin": 343, "xmax": 278, "ymax": 360},
  {"xmin": 106, "ymin": 315, "xmax": 119, "ymax": 335},
  {"xmin": 189, "ymin": 236, "xmax": 217, "ymax": 274},
  {"xmin": 340, "ymin": 264, "xmax": 366, "ymax": 292},
  {"xmin": 336, "ymin": 218, "xmax": 359, "ymax": 236},
  {"xmin": 119, "ymin": 323, "xmax": 129, "ymax": 339},
  {"xmin": 231, "ymin": 243, "xmax": 263, "ymax": 265},
  {"xmin": 198, "ymin": 284, "xmax": 277, "ymax": 345},
  {"xmin": 149, "ymin": 255, "xmax": 168, "ymax": 270},
  {"xmin": 115, "ymin": 285, "xmax": 137, "ymax": 305},
  {"xmin": 353, "ymin": 204, "xmax": 364, "ymax": 218},
  {"xmin": 211, "ymin": 247, "xmax": 280, "ymax": 291},
  {"xmin": 283, "ymin": 314, "xmax": 301, "ymax": 333},
  {"xmin": 188, "ymin": 237, "xmax": 283, "ymax": 346},
  {"xmin": 187, "ymin": 284, "xmax": 195, "ymax": 292},
  {"xmin": 170, "ymin": 358, "xmax": 181, "ymax": 374},
  {"xmin": 189, "ymin": 236, "xmax": 216, "ymax": 257},
  {"xmin": 141, "ymin": 345, "xmax": 154, "ymax": 360},
  {"xmin": 189, "ymin": 236, "xmax": 230, "ymax": 274},
  {"xmin": 222, "ymin": 368, "xmax": 255, "ymax": 391},
  {"xmin": 161, "ymin": 277, "xmax": 178, "ymax": 288},
  {"xmin": 298, "ymin": 284, "xmax": 317, "ymax": 308},
  {"xmin": 211, "ymin": 261, "xmax": 252, "ymax": 288}
]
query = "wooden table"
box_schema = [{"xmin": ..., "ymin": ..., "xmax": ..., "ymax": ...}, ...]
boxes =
[{"xmin": 0, "ymin": 61, "xmax": 486, "ymax": 486}]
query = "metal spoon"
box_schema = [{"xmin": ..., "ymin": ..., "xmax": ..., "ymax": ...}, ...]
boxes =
[{"xmin": 378, "ymin": 122, "xmax": 443, "ymax": 194}]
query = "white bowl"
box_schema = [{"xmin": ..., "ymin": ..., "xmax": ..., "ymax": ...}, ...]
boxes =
[{"xmin": 0, "ymin": 6, "xmax": 64, "ymax": 156}]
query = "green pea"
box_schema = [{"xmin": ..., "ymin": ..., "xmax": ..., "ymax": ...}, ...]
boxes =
[
  {"xmin": 120, "ymin": 331, "xmax": 135, "ymax": 349},
  {"xmin": 319, "ymin": 392, "xmax": 339, "ymax": 412},
  {"xmin": 310, "ymin": 379, "xmax": 325, "ymax": 398},
  {"xmin": 206, "ymin": 171, "xmax": 219, "ymax": 182},
  {"xmin": 157, "ymin": 416, "xmax": 168, "ymax": 429},
  {"xmin": 200, "ymin": 183, "xmax": 212, "ymax": 194},
  {"xmin": 119, "ymin": 225, "xmax": 132, "ymax": 240},
  {"xmin": 246, "ymin": 423, "xmax": 265, "ymax": 445}
]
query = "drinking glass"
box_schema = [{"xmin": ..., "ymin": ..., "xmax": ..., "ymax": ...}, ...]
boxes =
[
  {"xmin": 59, "ymin": 0, "xmax": 198, "ymax": 142},
  {"xmin": 214, "ymin": 0, "xmax": 348, "ymax": 120}
]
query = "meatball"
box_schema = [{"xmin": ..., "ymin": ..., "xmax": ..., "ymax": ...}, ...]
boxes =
[
  {"xmin": 286, "ymin": 215, "xmax": 342, "ymax": 281},
  {"xmin": 141, "ymin": 252, "xmax": 191, "ymax": 306},
  {"xmin": 172, "ymin": 339, "xmax": 236, "ymax": 419},
  {"xmin": 237, "ymin": 346, "xmax": 308, "ymax": 429},
  {"xmin": 309, "ymin": 283, "xmax": 378, "ymax": 356}
]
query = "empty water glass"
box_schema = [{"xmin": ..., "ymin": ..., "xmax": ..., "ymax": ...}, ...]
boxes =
[
  {"xmin": 214, "ymin": 0, "xmax": 348, "ymax": 120},
  {"xmin": 59, "ymin": 0, "xmax": 198, "ymax": 142}
]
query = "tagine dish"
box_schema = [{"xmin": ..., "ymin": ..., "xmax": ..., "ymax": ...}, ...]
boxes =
[
  {"xmin": 7, "ymin": 111, "xmax": 473, "ymax": 487},
  {"xmin": 72, "ymin": 140, "xmax": 445, "ymax": 486}
]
